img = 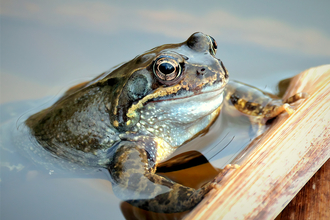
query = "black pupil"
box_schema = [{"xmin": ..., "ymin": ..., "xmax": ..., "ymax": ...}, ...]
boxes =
[{"xmin": 159, "ymin": 62, "xmax": 175, "ymax": 74}]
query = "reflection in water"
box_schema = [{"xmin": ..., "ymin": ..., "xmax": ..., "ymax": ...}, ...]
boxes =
[
  {"xmin": 121, "ymin": 161, "xmax": 219, "ymax": 220},
  {"xmin": 0, "ymin": 93, "xmax": 264, "ymax": 220},
  {"xmin": 277, "ymin": 77, "xmax": 292, "ymax": 98}
]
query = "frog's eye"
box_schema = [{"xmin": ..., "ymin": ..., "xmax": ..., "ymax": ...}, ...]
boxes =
[
  {"xmin": 153, "ymin": 57, "xmax": 182, "ymax": 82},
  {"xmin": 207, "ymin": 35, "xmax": 217, "ymax": 55}
]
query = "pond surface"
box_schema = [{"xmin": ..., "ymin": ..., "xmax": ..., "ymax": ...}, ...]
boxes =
[
  {"xmin": 0, "ymin": 93, "xmax": 262, "ymax": 220},
  {"xmin": 1, "ymin": 1, "xmax": 329, "ymax": 220}
]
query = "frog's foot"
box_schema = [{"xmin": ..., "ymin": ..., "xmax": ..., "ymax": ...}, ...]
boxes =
[
  {"xmin": 280, "ymin": 92, "xmax": 309, "ymax": 116},
  {"xmin": 265, "ymin": 92, "xmax": 309, "ymax": 118},
  {"xmin": 282, "ymin": 103, "xmax": 295, "ymax": 116},
  {"xmin": 225, "ymin": 164, "xmax": 240, "ymax": 169},
  {"xmin": 272, "ymin": 103, "xmax": 294, "ymax": 116}
]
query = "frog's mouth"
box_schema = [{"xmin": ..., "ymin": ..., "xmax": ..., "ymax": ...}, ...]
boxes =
[
  {"xmin": 152, "ymin": 85, "xmax": 225, "ymax": 117},
  {"xmin": 154, "ymin": 83, "xmax": 225, "ymax": 102},
  {"xmin": 126, "ymin": 81, "xmax": 226, "ymax": 119}
]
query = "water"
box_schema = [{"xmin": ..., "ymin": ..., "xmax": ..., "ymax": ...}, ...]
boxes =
[
  {"xmin": 0, "ymin": 99, "xmax": 122, "ymax": 219},
  {"xmin": 1, "ymin": 1, "xmax": 329, "ymax": 219},
  {"xmin": 0, "ymin": 92, "xmax": 264, "ymax": 220}
]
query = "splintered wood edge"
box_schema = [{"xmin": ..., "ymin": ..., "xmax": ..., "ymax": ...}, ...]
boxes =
[{"xmin": 185, "ymin": 65, "xmax": 330, "ymax": 220}]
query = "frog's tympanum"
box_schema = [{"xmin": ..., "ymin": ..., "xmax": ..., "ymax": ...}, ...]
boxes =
[{"xmin": 25, "ymin": 33, "xmax": 305, "ymax": 213}]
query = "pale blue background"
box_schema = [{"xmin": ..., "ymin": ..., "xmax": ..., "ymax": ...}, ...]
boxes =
[{"xmin": 1, "ymin": 0, "xmax": 330, "ymax": 103}]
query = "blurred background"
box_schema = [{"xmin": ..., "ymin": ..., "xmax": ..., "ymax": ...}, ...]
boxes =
[
  {"xmin": 1, "ymin": 2, "xmax": 329, "ymax": 219},
  {"xmin": 1, "ymin": 0, "xmax": 330, "ymax": 103}
]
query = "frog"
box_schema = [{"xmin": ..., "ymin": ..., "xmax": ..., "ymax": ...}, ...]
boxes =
[{"xmin": 24, "ymin": 32, "xmax": 306, "ymax": 213}]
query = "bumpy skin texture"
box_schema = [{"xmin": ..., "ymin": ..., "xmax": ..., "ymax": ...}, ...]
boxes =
[
  {"xmin": 225, "ymin": 80, "xmax": 307, "ymax": 127},
  {"xmin": 26, "ymin": 33, "xmax": 303, "ymax": 213}
]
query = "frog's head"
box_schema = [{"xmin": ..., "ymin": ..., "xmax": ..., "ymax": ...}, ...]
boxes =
[{"xmin": 107, "ymin": 32, "xmax": 228, "ymax": 145}]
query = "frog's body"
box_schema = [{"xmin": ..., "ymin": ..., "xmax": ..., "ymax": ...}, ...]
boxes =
[{"xmin": 25, "ymin": 33, "xmax": 305, "ymax": 213}]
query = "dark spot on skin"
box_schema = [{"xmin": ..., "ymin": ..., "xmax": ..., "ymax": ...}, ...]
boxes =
[
  {"xmin": 245, "ymin": 102, "xmax": 257, "ymax": 111},
  {"xmin": 218, "ymin": 73, "xmax": 223, "ymax": 83},
  {"xmin": 148, "ymin": 175, "xmax": 156, "ymax": 183},
  {"xmin": 155, "ymin": 193, "xmax": 171, "ymax": 205},
  {"xmin": 145, "ymin": 150, "xmax": 156, "ymax": 169},
  {"xmin": 177, "ymin": 187, "xmax": 191, "ymax": 201},
  {"xmin": 230, "ymin": 94, "xmax": 239, "ymax": 105}
]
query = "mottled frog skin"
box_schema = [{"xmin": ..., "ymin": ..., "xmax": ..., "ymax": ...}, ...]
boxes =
[{"xmin": 25, "ymin": 33, "xmax": 304, "ymax": 213}]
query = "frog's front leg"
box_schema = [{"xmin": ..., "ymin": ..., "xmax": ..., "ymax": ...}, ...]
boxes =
[
  {"xmin": 225, "ymin": 80, "xmax": 307, "ymax": 134},
  {"xmin": 225, "ymin": 80, "xmax": 307, "ymax": 119},
  {"xmin": 107, "ymin": 141, "xmax": 214, "ymax": 213}
]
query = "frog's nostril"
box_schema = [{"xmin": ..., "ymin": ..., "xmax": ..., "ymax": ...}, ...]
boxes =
[{"xmin": 197, "ymin": 68, "xmax": 206, "ymax": 75}]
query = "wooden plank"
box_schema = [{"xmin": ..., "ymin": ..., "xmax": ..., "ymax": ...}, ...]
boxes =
[
  {"xmin": 185, "ymin": 65, "xmax": 330, "ymax": 220},
  {"xmin": 275, "ymin": 65, "xmax": 330, "ymax": 220},
  {"xmin": 275, "ymin": 158, "xmax": 330, "ymax": 220}
]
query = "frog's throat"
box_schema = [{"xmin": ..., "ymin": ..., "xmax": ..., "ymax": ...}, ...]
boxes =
[{"xmin": 126, "ymin": 84, "xmax": 182, "ymax": 119}]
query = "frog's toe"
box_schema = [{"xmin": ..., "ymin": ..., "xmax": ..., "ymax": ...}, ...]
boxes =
[
  {"xmin": 284, "ymin": 92, "xmax": 309, "ymax": 104},
  {"xmin": 226, "ymin": 164, "xmax": 240, "ymax": 169},
  {"xmin": 283, "ymin": 103, "xmax": 295, "ymax": 116}
]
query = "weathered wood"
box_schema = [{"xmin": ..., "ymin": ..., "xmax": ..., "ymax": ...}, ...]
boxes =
[
  {"xmin": 275, "ymin": 158, "xmax": 330, "ymax": 220},
  {"xmin": 185, "ymin": 65, "xmax": 330, "ymax": 220},
  {"xmin": 274, "ymin": 65, "xmax": 330, "ymax": 220}
]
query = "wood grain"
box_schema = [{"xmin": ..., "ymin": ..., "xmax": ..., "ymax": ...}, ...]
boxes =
[
  {"xmin": 275, "ymin": 159, "xmax": 330, "ymax": 220},
  {"xmin": 275, "ymin": 65, "xmax": 330, "ymax": 220},
  {"xmin": 185, "ymin": 65, "xmax": 330, "ymax": 220}
]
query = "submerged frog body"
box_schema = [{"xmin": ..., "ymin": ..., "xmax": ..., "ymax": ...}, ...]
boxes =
[{"xmin": 25, "ymin": 33, "xmax": 304, "ymax": 213}]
